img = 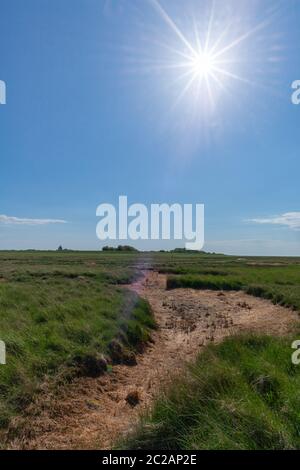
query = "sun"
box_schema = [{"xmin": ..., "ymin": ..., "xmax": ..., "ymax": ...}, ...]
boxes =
[
  {"xmin": 191, "ymin": 52, "xmax": 215, "ymax": 79},
  {"xmin": 147, "ymin": 0, "xmax": 274, "ymax": 112}
]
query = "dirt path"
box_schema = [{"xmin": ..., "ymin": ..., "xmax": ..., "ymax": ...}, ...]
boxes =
[{"xmin": 8, "ymin": 272, "xmax": 299, "ymax": 449}]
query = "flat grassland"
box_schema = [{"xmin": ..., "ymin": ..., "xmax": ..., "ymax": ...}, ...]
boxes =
[
  {"xmin": 0, "ymin": 250, "xmax": 300, "ymax": 449},
  {"xmin": 124, "ymin": 252, "xmax": 300, "ymax": 450},
  {"xmin": 0, "ymin": 251, "xmax": 154, "ymax": 429},
  {"xmin": 152, "ymin": 252, "xmax": 300, "ymax": 311},
  {"xmin": 124, "ymin": 333, "xmax": 300, "ymax": 450}
]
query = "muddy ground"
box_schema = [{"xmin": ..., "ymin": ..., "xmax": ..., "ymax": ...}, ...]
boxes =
[{"xmin": 7, "ymin": 271, "xmax": 299, "ymax": 449}]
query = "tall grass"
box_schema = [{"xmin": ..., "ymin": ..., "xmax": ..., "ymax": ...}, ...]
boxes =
[
  {"xmin": 0, "ymin": 251, "xmax": 154, "ymax": 428},
  {"xmin": 122, "ymin": 334, "xmax": 300, "ymax": 450},
  {"xmin": 164, "ymin": 259, "xmax": 300, "ymax": 311}
]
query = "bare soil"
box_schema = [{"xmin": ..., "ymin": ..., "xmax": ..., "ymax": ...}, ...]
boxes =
[{"xmin": 7, "ymin": 271, "xmax": 299, "ymax": 449}]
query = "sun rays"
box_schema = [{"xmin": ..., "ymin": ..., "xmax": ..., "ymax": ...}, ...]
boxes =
[
  {"xmin": 109, "ymin": 0, "xmax": 285, "ymax": 145},
  {"xmin": 147, "ymin": 0, "xmax": 281, "ymax": 113}
]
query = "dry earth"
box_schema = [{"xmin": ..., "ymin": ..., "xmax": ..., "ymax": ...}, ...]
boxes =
[{"xmin": 6, "ymin": 271, "xmax": 299, "ymax": 449}]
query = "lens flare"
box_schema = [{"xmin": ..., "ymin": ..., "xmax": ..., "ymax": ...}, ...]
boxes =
[
  {"xmin": 119, "ymin": 0, "xmax": 284, "ymax": 144},
  {"xmin": 147, "ymin": 0, "xmax": 280, "ymax": 113},
  {"xmin": 191, "ymin": 52, "xmax": 215, "ymax": 78}
]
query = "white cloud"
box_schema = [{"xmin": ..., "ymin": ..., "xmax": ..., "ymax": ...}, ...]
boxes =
[
  {"xmin": 247, "ymin": 212, "xmax": 300, "ymax": 230},
  {"xmin": 0, "ymin": 215, "xmax": 67, "ymax": 226}
]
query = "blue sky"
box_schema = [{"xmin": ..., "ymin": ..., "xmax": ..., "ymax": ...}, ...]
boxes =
[{"xmin": 0, "ymin": 0, "xmax": 300, "ymax": 255}]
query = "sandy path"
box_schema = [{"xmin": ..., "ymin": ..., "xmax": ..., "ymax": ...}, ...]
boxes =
[{"xmin": 7, "ymin": 271, "xmax": 299, "ymax": 449}]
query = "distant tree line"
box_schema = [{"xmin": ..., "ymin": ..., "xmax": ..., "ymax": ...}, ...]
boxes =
[{"xmin": 102, "ymin": 245, "xmax": 138, "ymax": 252}]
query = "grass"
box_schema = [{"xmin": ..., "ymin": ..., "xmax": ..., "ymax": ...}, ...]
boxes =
[
  {"xmin": 1, "ymin": 250, "xmax": 300, "ymax": 448},
  {"xmin": 150, "ymin": 253, "xmax": 300, "ymax": 310},
  {"xmin": 120, "ymin": 252, "xmax": 300, "ymax": 450},
  {"xmin": 0, "ymin": 251, "xmax": 154, "ymax": 428},
  {"xmin": 167, "ymin": 274, "xmax": 243, "ymax": 291},
  {"xmin": 122, "ymin": 334, "xmax": 300, "ymax": 450}
]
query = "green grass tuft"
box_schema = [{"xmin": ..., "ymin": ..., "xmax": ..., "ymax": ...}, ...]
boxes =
[{"xmin": 122, "ymin": 334, "xmax": 300, "ymax": 450}]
